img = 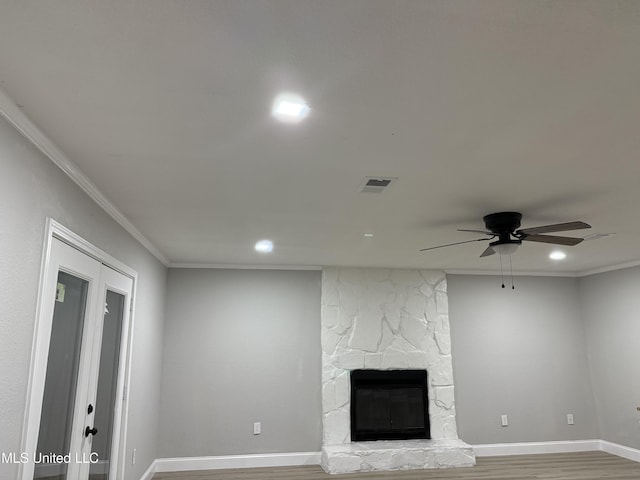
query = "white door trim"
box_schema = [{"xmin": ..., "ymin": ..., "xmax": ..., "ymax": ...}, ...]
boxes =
[{"xmin": 20, "ymin": 218, "xmax": 138, "ymax": 480}]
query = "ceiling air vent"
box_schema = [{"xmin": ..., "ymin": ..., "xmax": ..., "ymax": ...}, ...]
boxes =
[{"xmin": 358, "ymin": 177, "xmax": 397, "ymax": 194}]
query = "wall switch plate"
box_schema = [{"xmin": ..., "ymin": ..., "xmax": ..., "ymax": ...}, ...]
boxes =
[
  {"xmin": 501, "ymin": 415, "xmax": 508, "ymax": 427},
  {"xmin": 253, "ymin": 422, "xmax": 261, "ymax": 435},
  {"xmin": 567, "ymin": 413, "xmax": 574, "ymax": 425}
]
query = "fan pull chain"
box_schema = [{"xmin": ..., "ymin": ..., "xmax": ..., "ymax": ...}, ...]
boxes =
[
  {"xmin": 499, "ymin": 254, "xmax": 505, "ymax": 288},
  {"xmin": 509, "ymin": 255, "xmax": 515, "ymax": 290}
]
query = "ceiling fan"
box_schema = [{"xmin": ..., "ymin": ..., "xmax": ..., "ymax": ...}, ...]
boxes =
[{"xmin": 421, "ymin": 212, "xmax": 591, "ymax": 257}]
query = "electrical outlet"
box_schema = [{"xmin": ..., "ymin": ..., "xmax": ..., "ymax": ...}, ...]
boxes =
[
  {"xmin": 132, "ymin": 448, "xmax": 136, "ymax": 465},
  {"xmin": 253, "ymin": 422, "xmax": 261, "ymax": 435},
  {"xmin": 567, "ymin": 414, "xmax": 574, "ymax": 425},
  {"xmin": 501, "ymin": 415, "xmax": 508, "ymax": 427}
]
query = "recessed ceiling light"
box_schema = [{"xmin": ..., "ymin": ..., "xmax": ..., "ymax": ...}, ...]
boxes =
[
  {"xmin": 272, "ymin": 93, "xmax": 310, "ymax": 123},
  {"xmin": 549, "ymin": 251, "xmax": 567, "ymax": 260},
  {"xmin": 364, "ymin": 233, "xmax": 374, "ymax": 237},
  {"xmin": 255, "ymin": 239, "xmax": 274, "ymax": 253}
]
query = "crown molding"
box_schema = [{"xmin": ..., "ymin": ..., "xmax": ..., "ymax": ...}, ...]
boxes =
[
  {"xmin": 445, "ymin": 269, "xmax": 578, "ymax": 277},
  {"xmin": 577, "ymin": 259, "xmax": 640, "ymax": 277},
  {"xmin": 0, "ymin": 86, "xmax": 169, "ymax": 266},
  {"xmin": 447, "ymin": 259, "xmax": 640, "ymax": 278},
  {"xmin": 170, "ymin": 262, "xmax": 322, "ymax": 271}
]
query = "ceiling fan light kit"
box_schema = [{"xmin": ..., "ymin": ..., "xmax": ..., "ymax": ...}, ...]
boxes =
[{"xmin": 492, "ymin": 241, "xmax": 521, "ymax": 256}]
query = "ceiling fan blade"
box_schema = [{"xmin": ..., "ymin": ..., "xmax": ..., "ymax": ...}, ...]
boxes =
[
  {"xmin": 480, "ymin": 245, "xmax": 495, "ymax": 257},
  {"xmin": 420, "ymin": 237, "xmax": 489, "ymax": 252},
  {"xmin": 522, "ymin": 234, "xmax": 584, "ymax": 246},
  {"xmin": 457, "ymin": 229, "xmax": 492, "ymax": 235},
  {"xmin": 517, "ymin": 221, "xmax": 591, "ymax": 235}
]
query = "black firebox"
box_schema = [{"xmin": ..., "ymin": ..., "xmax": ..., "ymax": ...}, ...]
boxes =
[{"xmin": 350, "ymin": 369, "xmax": 430, "ymax": 442}]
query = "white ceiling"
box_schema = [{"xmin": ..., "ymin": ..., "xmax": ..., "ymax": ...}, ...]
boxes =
[{"xmin": 2, "ymin": 0, "xmax": 640, "ymax": 274}]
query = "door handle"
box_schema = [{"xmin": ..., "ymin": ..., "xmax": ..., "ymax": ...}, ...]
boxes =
[{"xmin": 85, "ymin": 426, "xmax": 98, "ymax": 437}]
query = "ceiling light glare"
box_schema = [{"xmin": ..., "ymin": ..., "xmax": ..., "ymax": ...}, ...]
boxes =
[
  {"xmin": 364, "ymin": 233, "xmax": 374, "ymax": 237},
  {"xmin": 255, "ymin": 239, "xmax": 274, "ymax": 253},
  {"xmin": 549, "ymin": 251, "xmax": 567, "ymax": 260},
  {"xmin": 272, "ymin": 94, "xmax": 310, "ymax": 123}
]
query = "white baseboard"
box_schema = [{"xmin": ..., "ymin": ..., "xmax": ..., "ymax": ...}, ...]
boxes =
[
  {"xmin": 138, "ymin": 460, "xmax": 157, "ymax": 480},
  {"xmin": 472, "ymin": 439, "xmax": 600, "ymax": 457},
  {"xmin": 155, "ymin": 451, "xmax": 321, "ymax": 473},
  {"xmin": 600, "ymin": 440, "xmax": 640, "ymax": 463},
  {"xmin": 144, "ymin": 440, "xmax": 640, "ymax": 477}
]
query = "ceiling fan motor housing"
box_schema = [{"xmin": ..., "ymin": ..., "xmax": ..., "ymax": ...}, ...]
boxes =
[{"xmin": 483, "ymin": 212, "xmax": 522, "ymax": 236}]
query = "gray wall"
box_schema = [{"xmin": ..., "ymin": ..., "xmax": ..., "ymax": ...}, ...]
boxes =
[
  {"xmin": 0, "ymin": 115, "xmax": 167, "ymax": 480},
  {"xmin": 447, "ymin": 274, "xmax": 598, "ymax": 444},
  {"xmin": 158, "ymin": 268, "xmax": 322, "ymax": 457},
  {"xmin": 579, "ymin": 266, "xmax": 640, "ymax": 450}
]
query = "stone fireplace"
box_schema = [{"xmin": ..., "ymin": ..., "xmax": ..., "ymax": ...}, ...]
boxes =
[{"xmin": 320, "ymin": 268, "xmax": 475, "ymax": 474}]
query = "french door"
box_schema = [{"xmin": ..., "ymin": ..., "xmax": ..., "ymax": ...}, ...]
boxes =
[{"xmin": 27, "ymin": 237, "xmax": 133, "ymax": 480}]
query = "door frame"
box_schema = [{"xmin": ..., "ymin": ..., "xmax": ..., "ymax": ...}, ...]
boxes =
[{"xmin": 20, "ymin": 218, "xmax": 138, "ymax": 480}]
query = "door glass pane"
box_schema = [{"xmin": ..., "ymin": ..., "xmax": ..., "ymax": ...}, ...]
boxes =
[
  {"xmin": 35, "ymin": 271, "xmax": 88, "ymax": 480},
  {"xmin": 89, "ymin": 290, "xmax": 125, "ymax": 480}
]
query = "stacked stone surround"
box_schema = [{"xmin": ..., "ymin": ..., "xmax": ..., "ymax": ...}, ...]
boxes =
[{"xmin": 320, "ymin": 268, "xmax": 475, "ymax": 474}]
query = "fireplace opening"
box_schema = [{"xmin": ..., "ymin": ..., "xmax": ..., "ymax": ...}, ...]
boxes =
[{"xmin": 350, "ymin": 369, "xmax": 430, "ymax": 442}]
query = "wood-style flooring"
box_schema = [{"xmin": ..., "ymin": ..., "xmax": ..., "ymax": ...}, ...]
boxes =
[{"xmin": 152, "ymin": 451, "xmax": 640, "ymax": 480}]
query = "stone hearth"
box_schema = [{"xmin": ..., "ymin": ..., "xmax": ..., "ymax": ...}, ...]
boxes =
[
  {"xmin": 320, "ymin": 268, "xmax": 475, "ymax": 474},
  {"xmin": 322, "ymin": 439, "xmax": 475, "ymax": 474}
]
